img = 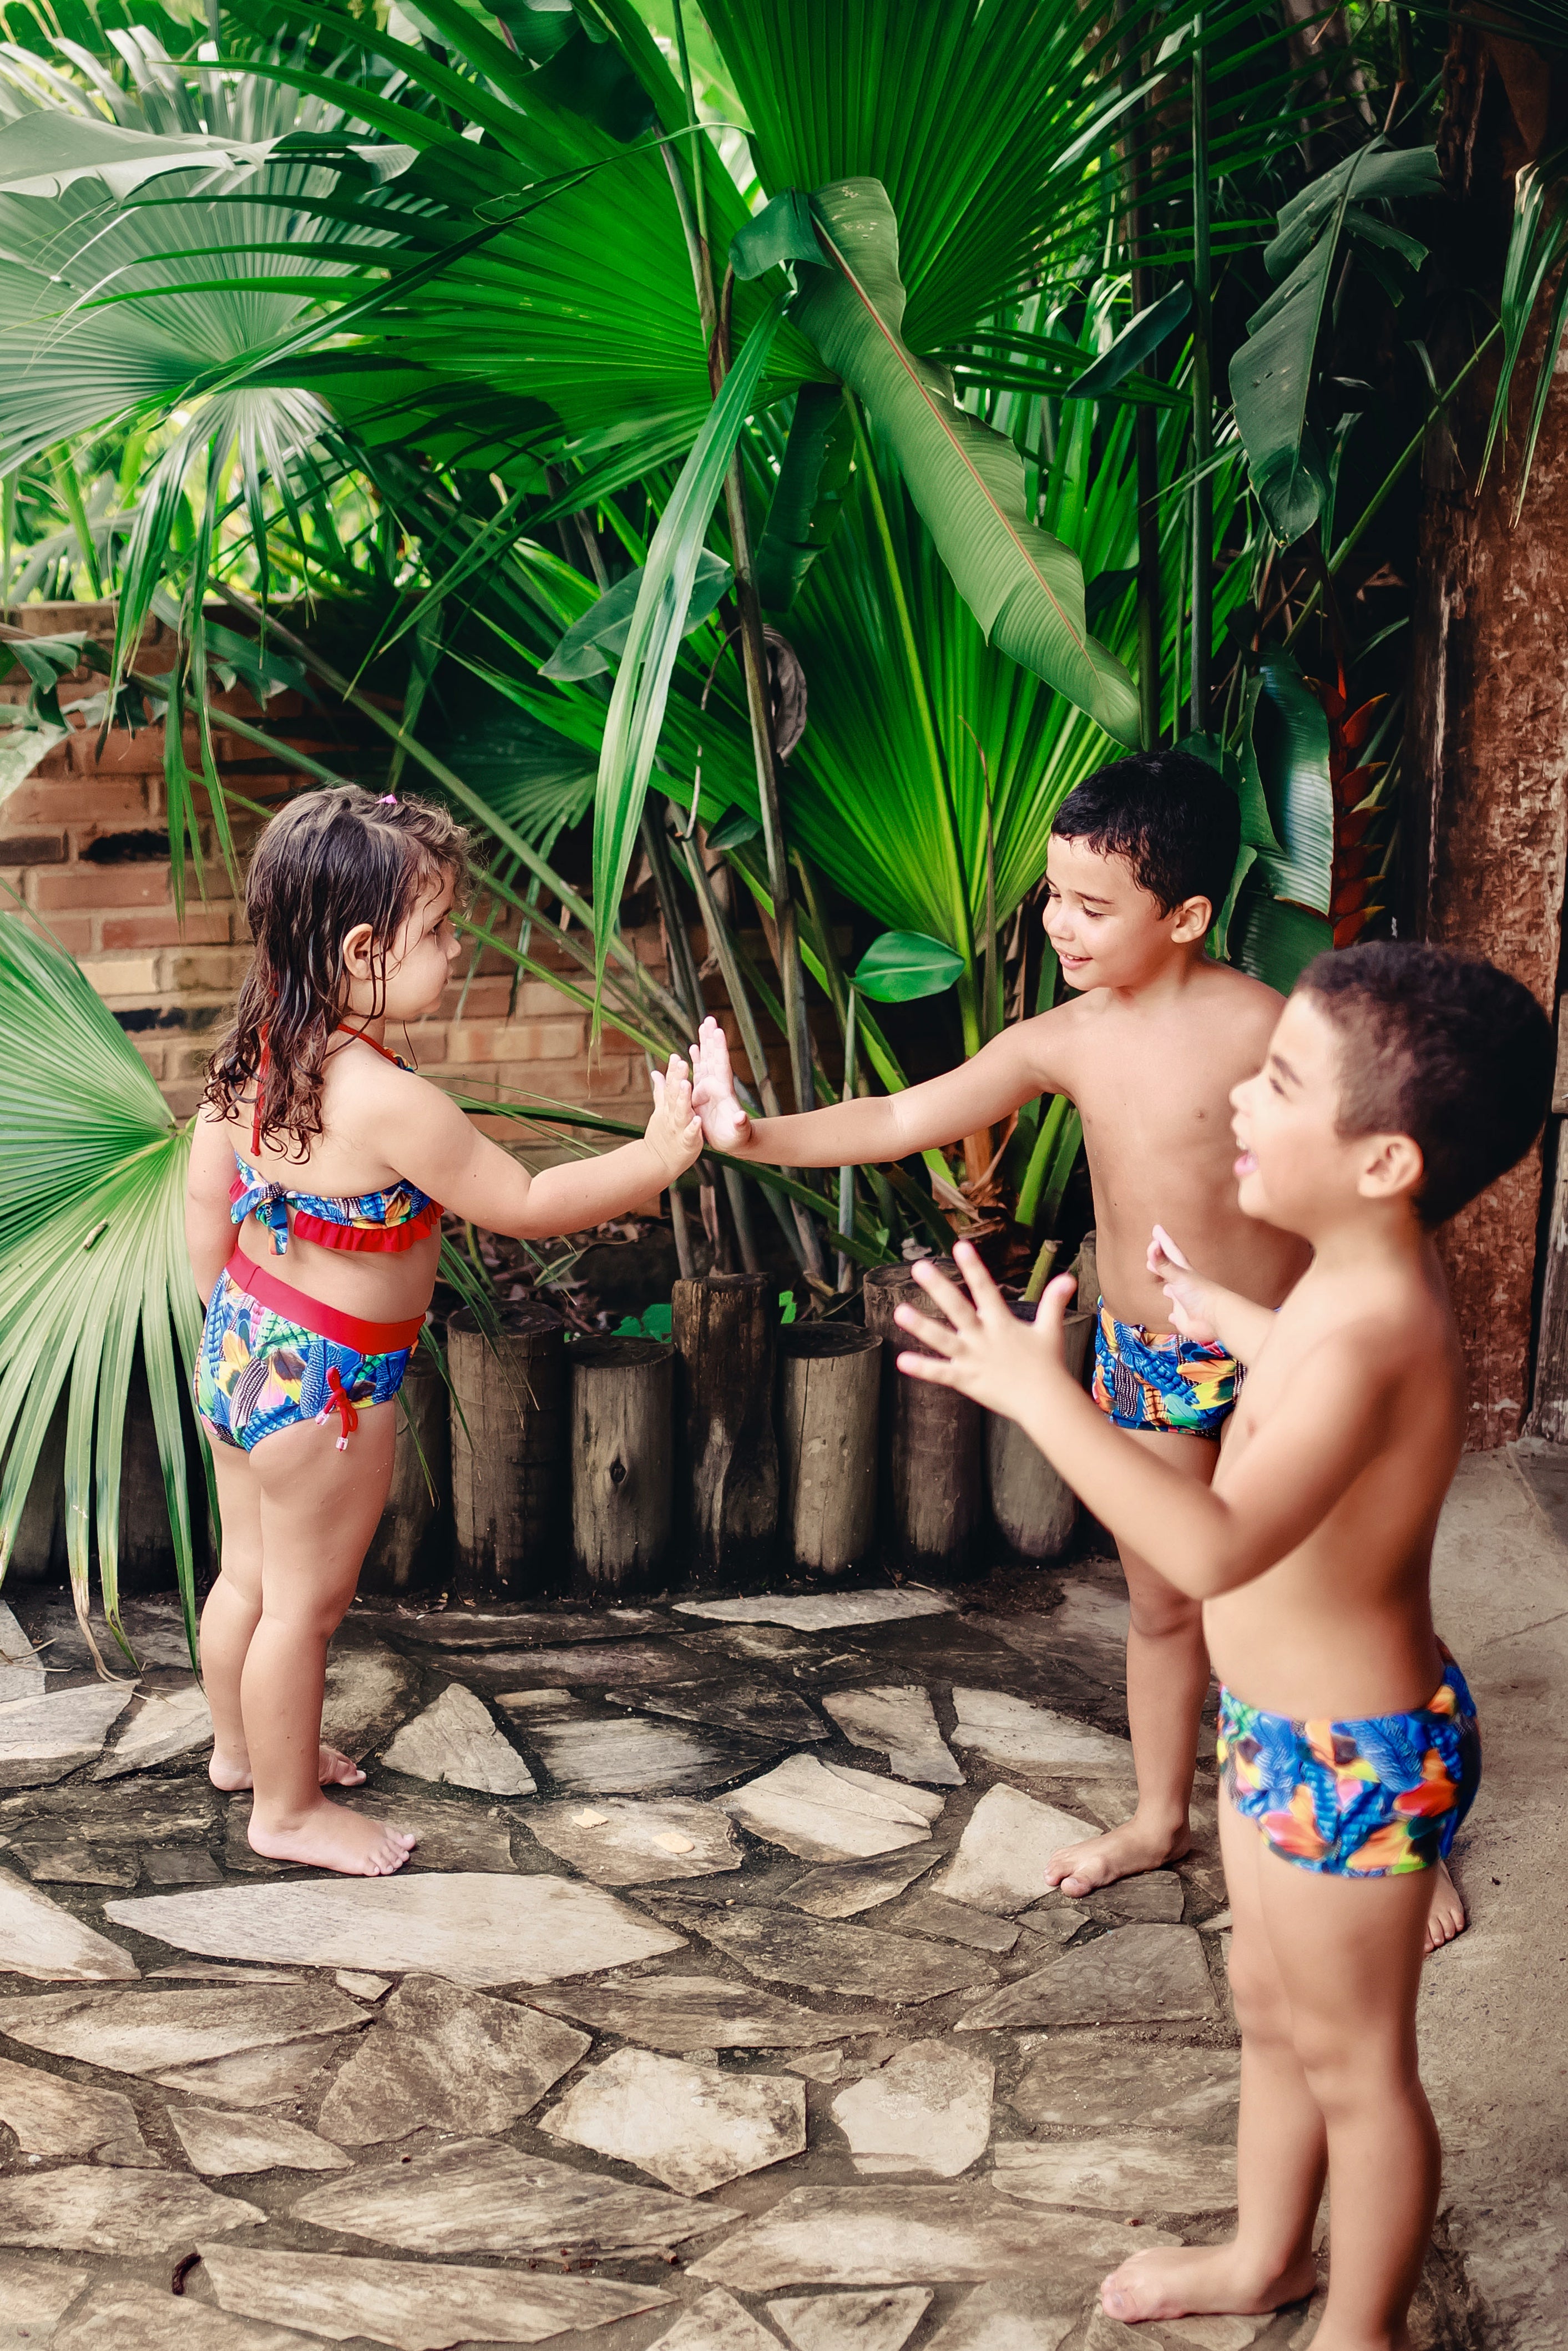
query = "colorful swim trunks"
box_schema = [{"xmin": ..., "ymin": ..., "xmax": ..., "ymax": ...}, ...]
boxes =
[
  {"xmin": 1091, "ymin": 1300, "xmax": 1239, "ymax": 1437},
  {"xmin": 195, "ymin": 1256, "xmax": 419, "ymax": 1453},
  {"xmin": 1217, "ymin": 1652, "xmax": 1480, "ymax": 1877}
]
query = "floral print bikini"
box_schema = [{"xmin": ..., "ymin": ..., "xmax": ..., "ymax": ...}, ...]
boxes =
[{"xmin": 195, "ymin": 1038, "xmax": 441, "ymax": 1453}]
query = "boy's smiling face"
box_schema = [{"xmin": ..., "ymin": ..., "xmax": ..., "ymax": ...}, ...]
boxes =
[
  {"xmin": 1043, "ymin": 832, "xmax": 1212, "ymax": 990},
  {"xmin": 1231, "ymin": 990, "xmax": 1424, "ymax": 1235}
]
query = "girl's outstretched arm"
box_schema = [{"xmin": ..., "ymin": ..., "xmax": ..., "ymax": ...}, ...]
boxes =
[{"xmin": 382, "ymin": 1054, "xmax": 704, "ymax": 1242}]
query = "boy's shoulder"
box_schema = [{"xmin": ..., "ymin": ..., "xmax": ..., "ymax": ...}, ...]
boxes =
[{"xmin": 1267, "ymin": 1261, "xmax": 1460, "ymax": 1414}]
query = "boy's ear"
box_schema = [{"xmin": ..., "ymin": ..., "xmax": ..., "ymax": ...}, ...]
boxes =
[
  {"xmin": 1169, "ymin": 894, "xmax": 1213, "ymax": 946},
  {"xmin": 1355, "ymin": 1131, "xmax": 1425, "ymax": 1208},
  {"xmin": 341, "ymin": 921, "xmax": 377, "ymax": 979}
]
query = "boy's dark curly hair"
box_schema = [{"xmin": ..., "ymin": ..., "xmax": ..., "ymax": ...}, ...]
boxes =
[
  {"xmin": 1298, "ymin": 941, "xmax": 1554, "ymax": 1227},
  {"xmin": 1051, "ymin": 748, "xmax": 1241, "ymax": 921},
  {"xmin": 206, "ymin": 786, "xmax": 470, "ymax": 1156}
]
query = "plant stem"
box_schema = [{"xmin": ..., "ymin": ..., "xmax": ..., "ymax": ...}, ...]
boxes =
[
  {"xmin": 1023, "ymin": 1235, "xmax": 1060, "ymax": 1305},
  {"xmin": 849, "ymin": 397, "xmax": 977, "ymax": 1035},
  {"xmin": 677, "ymin": 817, "xmax": 823, "ymax": 1275},
  {"xmin": 659, "ymin": 138, "xmax": 817, "ymax": 1135},
  {"xmin": 837, "ymin": 986, "xmax": 858, "ymax": 1292},
  {"xmin": 1189, "ymin": 14, "xmax": 1213, "ymax": 731},
  {"xmin": 669, "ymin": 0, "xmax": 709, "ymax": 251},
  {"xmin": 1117, "ymin": 0, "xmax": 1162, "ymax": 749},
  {"xmin": 639, "ymin": 801, "xmax": 752, "ymax": 1272}
]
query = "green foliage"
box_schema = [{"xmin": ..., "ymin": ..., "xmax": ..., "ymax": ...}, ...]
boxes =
[
  {"xmin": 1229, "ymin": 141, "xmax": 1440, "ymax": 545},
  {"xmin": 540, "ymin": 549, "xmax": 731, "ymax": 681},
  {"xmin": 1482, "ymin": 140, "xmax": 1568, "ymax": 523},
  {"xmin": 590, "ymin": 295, "xmax": 785, "ymax": 1012},
  {"xmin": 1230, "ymin": 653, "xmax": 1335, "ymax": 990},
  {"xmin": 1066, "ymin": 286, "xmax": 1192, "ymax": 402},
  {"xmin": 0, "ymin": 916, "xmax": 204, "ymax": 1664},
  {"xmin": 753, "ymin": 381, "xmax": 853, "ymax": 611},
  {"xmin": 852, "ymin": 931, "xmax": 967, "ymax": 1005},
  {"xmin": 793, "ymin": 180, "xmax": 1139, "ymax": 746}
]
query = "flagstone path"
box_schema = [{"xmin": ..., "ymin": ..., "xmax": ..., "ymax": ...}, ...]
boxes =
[{"xmin": 0, "ymin": 1556, "xmax": 1481, "ymax": 2349}]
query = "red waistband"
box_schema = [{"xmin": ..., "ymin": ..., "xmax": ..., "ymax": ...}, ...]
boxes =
[{"xmin": 222, "ymin": 1251, "xmax": 426, "ymax": 1355}]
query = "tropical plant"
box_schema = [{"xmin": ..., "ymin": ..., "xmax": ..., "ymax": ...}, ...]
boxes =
[
  {"xmin": 2, "ymin": 0, "xmax": 1515, "ymax": 1607},
  {"xmin": 0, "ymin": 913, "xmax": 205, "ymax": 1665}
]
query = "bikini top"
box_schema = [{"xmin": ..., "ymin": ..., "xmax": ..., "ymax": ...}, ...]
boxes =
[{"xmin": 232, "ymin": 1022, "xmax": 442, "ymax": 1256}]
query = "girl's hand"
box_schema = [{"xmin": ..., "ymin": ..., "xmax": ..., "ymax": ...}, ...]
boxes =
[
  {"xmin": 1147, "ymin": 1222, "xmax": 1220, "ymax": 1343},
  {"xmin": 645, "ymin": 1053, "xmax": 704, "ymax": 1182},
  {"xmin": 690, "ymin": 1016, "xmax": 751, "ymax": 1150},
  {"xmin": 894, "ymin": 1242, "xmax": 1078, "ymax": 1420}
]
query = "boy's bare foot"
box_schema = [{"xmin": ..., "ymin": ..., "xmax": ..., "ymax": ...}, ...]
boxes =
[
  {"xmin": 247, "ymin": 1801, "xmax": 416, "ymax": 1877},
  {"xmin": 210, "ymin": 1743, "xmax": 365, "ymax": 1793},
  {"xmin": 1046, "ymin": 1813, "xmax": 1192, "ymax": 1897},
  {"xmin": 1100, "ymin": 2243, "xmax": 1317, "ymax": 2324},
  {"xmin": 1425, "ymin": 1859, "xmax": 1466, "ymax": 1953}
]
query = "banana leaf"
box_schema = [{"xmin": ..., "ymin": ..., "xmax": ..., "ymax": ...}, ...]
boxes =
[
  {"xmin": 793, "ymin": 179, "xmax": 1139, "ymax": 746},
  {"xmin": 1229, "ymin": 141, "xmax": 1440, "ymax": 545}
]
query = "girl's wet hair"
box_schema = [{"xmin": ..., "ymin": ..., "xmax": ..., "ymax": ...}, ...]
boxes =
[{"xmin": 206, "ymin": 786, "xmax": 470, "ymax": 1154}]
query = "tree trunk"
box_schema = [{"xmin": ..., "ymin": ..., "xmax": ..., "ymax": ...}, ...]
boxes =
[
  {"xmin": 568, "ymin": 1334, "xmax": 674, "ymax": 1594},
  {"xmin": 672, "ymin": 1272, "xmax": 779, "ymax": 1581},
  {"xmin": 447, "ymin": 1304, "xmax": 567, "ymax": 1597},
  {"xmin": 862, "ymin": 1261, "xmax": 985, "ymax": 1579},
  {"xmin": 987, "ymin": 1307, "xmax": 1096, "ymax": 1560},
  {"xmin": 361, "ymin": 1338, "xmax": 450, "ymax": 1597},
  {"xmin": 777, "ymin": 1323, "xmax": 882, "ymax": 1574},
  {"xmin": 1403, "ymin": 20, "xmax": 1568, "ymax": 1448}
]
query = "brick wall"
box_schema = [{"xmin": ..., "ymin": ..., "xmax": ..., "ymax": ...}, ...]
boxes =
[{"xmin": 1, "ymin": 601, "xmax": 820, "ymax": 1149}]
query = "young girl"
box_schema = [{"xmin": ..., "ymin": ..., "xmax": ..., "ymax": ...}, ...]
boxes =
[{"xmin": 185, "ymin": 786, "xmax": 702, "ymax": 1877}]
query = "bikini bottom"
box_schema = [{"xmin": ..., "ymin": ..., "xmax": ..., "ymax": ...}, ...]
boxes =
[{"xmin": 195, "ymin": 1250, "xmax": 423, "ymax": 1453}]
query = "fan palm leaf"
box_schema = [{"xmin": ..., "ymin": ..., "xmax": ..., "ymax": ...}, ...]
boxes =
[{"xmin": 0, "ymin": 914, "xmax": 205, "ymax": 1670}]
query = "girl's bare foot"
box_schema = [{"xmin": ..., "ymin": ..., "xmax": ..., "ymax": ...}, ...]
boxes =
[
  {"xmin": 1424, "ymin": 1859, "xmax": 1466, "ymax": 1954},
  {"xmin": 1045, "ymin": 1812, "xmax": 1193, "ymax": 1897},
  {"xmin": 1100, "ymin": 2244, "xmax": 1318, "ymax": 2324},
  {"xmin": 210, "ymin": 1743, "xmax": 365, "ymax": 1794},
  {"xmin": 247, "ymin": 1800, "xmax": 416, "ymax": 1877}
]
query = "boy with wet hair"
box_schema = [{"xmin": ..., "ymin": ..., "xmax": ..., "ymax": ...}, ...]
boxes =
[
  {"xmin": 891, "ymin": 942, "xmax": 1552, "ymax": 2348},
  {"xmin": 692, "ymin": 747, "xmax": 1308, "ymax": 1899}
]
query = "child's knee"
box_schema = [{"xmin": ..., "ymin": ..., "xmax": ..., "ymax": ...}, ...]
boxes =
[
  {"xmin": 1127, "ymin": 1583, "xmax": 1203, "ymax": 1641},
  {"xmin": 1229, "ymin": 1945, "xmax": 1293, "ymax": 2042},
  {"xmin": 1292, "ymin": 2017, "xmax": 1415, "ymax": 2116},
  {"xmin": 257, "ymin": 1584, "xmax": 355, "ymax": 1646}
]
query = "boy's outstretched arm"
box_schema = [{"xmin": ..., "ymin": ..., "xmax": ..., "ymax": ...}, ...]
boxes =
[
  {"xmin": 898, "ymin": 1245, "xmax": 1393, "ymax": 1602},
  {"xmin": 689, "ymin": 1014, "xmax": 1066, "ymax": 1169},
  {"xmin": 1147, "ymin": 1225, "xmax": 1283, "ymax": 1366}
]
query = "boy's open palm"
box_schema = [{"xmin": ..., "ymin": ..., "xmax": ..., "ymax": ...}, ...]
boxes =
[
  {"xmin": 645, "ymin": 1054, "xmax": 704, "ymax": 1181},
  {"xmin": 690, "ymin": 1016, "xmax": 751, "ymax": 1149},
  {"xmin": 894, "ymin": 1243, "xmax": 1078, "ymax": 1418}
]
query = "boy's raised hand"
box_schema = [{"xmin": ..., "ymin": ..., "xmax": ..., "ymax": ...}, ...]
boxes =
[
  {"xmin": 894, "ymin": 1241, "xmax": 1079, "ymax": 1420},
  {"xmin": 689, "ymin": 1015, "xmax": 752, "ymax": 1150},
  {"xmin": 1147, "ymin": 1222, "xmax": 1220, "ymax": 1343},
  {"xmin": 645, "ymin": 1053, "xmax": 704, "ymax": 1181}
]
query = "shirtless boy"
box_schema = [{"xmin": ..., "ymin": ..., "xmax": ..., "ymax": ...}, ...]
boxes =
[
  {"xmin": 891, "ymin": 942, "xmax": 1552, "ymax": 2349},
  {"xmin": 691, "ymin": 749, "xmax": 1307, "ymax": 1899}
]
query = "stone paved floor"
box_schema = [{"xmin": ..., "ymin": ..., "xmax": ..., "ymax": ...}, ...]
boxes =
[{"xmin": 0, "ymin": 1452, "xmax": 1559, "ymax": 2351}]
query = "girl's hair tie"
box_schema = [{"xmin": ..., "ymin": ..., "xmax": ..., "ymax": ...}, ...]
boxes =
[{"xmin": 378, "ymin": 794, "xmax": 398, "ymax": 807}]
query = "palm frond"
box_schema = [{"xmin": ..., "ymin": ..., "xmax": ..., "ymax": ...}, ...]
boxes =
[{"xmin": 0, "ymin": 914, "xmax": 205, "ymax": 1671}]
